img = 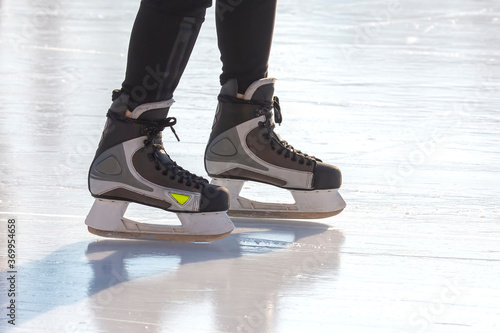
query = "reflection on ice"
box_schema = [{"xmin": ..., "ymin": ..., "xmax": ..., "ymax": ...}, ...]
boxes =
[
  {"xmin": 0, "ymin": 0, "xmax": 499, "ymax": 332},
  {"xmin": 83, "ymin": 222, "xmax": 343, "ymax": 332},
  {"xmin": 7, "ymin": 220, "xmax": 343, "ymax": 332}
]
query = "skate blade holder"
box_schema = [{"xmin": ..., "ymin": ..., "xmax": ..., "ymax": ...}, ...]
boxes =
[
  {"xmin": 85, "ymin": 199, "xmax": 234, "ymax": 242},
  {"xmin": 211, "ymin": 178, "xmax": 346, "ymax": 219}
]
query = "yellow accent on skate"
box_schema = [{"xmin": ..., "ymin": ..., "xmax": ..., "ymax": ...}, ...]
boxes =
[{"xmin": 170, "ymin": 193, "xmax": 190, "ymax": 205}]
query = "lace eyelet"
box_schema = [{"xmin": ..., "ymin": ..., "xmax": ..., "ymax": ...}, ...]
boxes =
[
  {"xmin": 170, "ymin": 176, "xmax": 175, "ymax": 180},
  {"xmin": 155, "ymin": 166, "xmax": 161, "ymax": 171}
]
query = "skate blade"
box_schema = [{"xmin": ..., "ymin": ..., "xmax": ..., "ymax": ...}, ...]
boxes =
[
  {"xmin": 211, "ymin": 178, "xmax": 346, "ymax": 220},
  {"xmin": 87, "ymin": 227, "xmax": 232, "ymax": 242},
  {"xmin": 85, "ymin": 199, "xmax": 234, "ymax": 242},
  {"xmin": 227, "ymin": 208, "xmax": 344, "ymax": 219}
]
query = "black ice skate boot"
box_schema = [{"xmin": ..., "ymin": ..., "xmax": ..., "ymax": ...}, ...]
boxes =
[
  {"xmin": 87, "ymin": 90, "xmax": 234, "ymax": 241},
  {"xmin": 205, "ymin": 78, "xmax": 345, "ymax": 218}
]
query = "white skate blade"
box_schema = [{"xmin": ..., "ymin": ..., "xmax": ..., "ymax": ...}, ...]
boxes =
[
  {"xmin": 211, "ymin": 178, "xmax": 346, "ymax": 219},
  {"xmin": 85, "ymin": 199, "xmax": 234, "ymax": 242}
]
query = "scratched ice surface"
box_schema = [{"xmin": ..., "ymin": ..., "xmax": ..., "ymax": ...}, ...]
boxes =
[{"xmin": 0, "ymin": 0, "xmax": 499, "ymax": 332}]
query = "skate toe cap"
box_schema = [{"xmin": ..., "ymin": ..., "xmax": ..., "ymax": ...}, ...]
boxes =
[
  {"xmin": 199, "ymin": 184, "xmax": 230, "ymax": 212},
  {"xmin": 313, "ymin": 162, "xmax": 342, "ymax": 189}
]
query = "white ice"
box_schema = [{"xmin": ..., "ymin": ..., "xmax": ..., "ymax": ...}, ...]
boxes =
[{"xmin": 0, "ymin": 0, "xmax": 499, "ymax": 332}]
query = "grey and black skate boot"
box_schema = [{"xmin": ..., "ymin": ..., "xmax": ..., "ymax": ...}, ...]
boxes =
[
  {"xmin": 86, "ymin": 90, "xmax": 234, "ymax": 241},
  {"xmin": 205, "ymin": 78, "xmax": 345, "ymax": 218}
]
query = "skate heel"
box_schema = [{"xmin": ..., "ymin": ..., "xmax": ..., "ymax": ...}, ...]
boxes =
[
  {"xmin": 212, "ymin": 178, "xmax": 346, "ymax": 219},
  {"xmin": 85, "ymin": 199, "xmax": 234, "ymax": 242},
  {"xmin": 85, "ymin": 199, "xmax": 129, "ymax": 232}
]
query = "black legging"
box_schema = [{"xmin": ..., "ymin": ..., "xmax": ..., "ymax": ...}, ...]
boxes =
[{"xmin": 121, "ymin": 0, "xmax": 277, "ymax": 109}]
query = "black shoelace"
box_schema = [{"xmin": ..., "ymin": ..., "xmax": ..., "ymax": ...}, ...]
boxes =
[
  {"xmin": 108, "ymin": 111, "xmax": 208, "ymax": 188},
  {"xmin": 257, "ymin": 96, "xmax": 320, "ymax": 166}
]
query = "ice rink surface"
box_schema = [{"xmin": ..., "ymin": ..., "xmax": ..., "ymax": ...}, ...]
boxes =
[{"xmin": 1, "ymin": 0, "xmax": 499, "ymax": 332}]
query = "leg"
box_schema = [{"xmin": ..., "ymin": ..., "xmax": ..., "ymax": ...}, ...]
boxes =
[
  {"xmin": 87, "ymin": 0, "xmax": 234, "ymax": 241},
  {"xmin": 122, "ymin": 0, "xmax": 211, "ymax": 107},
  {"xmin": 216, "ymin": 0, "xmax": 277, "ymax": 93}
]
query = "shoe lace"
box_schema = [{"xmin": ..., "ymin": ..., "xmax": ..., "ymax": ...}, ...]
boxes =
[
  {"xmin": 107, "ymin": 111, "xmax": 208, "ymax": 188},
  {"xmin": 257, "ymin": 96, "xmax": 321, "ymax": 166}
]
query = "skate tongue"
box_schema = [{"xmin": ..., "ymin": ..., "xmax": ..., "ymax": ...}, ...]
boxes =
[
  {"xmin": 132, "ymin": 100, "xmax": 174, "ymax": 121},
  {"xmin": 220, "ymin": 78, "xmax": 276, "ymax": 102},
  {"xmin": 243, "ymin": 78, "xmax": 276, "ymax": 102},
  {"xmin": 271, "ymin": 130, "xmax": 284, "ymax": 143},
  {"xmin": 109, "ymin": 90, "xmax": 174, "ymax": 121},
  {"xmin": 155, "ymin": 147, "xmax": 175, "ymax": 165}
]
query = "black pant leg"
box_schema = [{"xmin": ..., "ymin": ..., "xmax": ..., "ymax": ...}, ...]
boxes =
[
  {"xmin": 121, "ymin": 0, "xmax": 212, "ymax": 108},
  {"xmin": 216, "ymin": 0, "xmax": 277, "ymax": 93}
]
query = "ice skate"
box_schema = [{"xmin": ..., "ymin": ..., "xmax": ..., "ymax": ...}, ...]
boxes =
[
  {"xmin": 87, "ymin": 91, "xmax": 234, "ymax": 241},
  {"xmin": 205, "ymin": 78, "xmax": 346, "ymax": 219}
]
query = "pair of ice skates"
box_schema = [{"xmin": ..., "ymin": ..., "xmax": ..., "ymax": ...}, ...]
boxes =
[{"xmin": 86, "ymin": 79, "xmax": 345, "ymax": 241}]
